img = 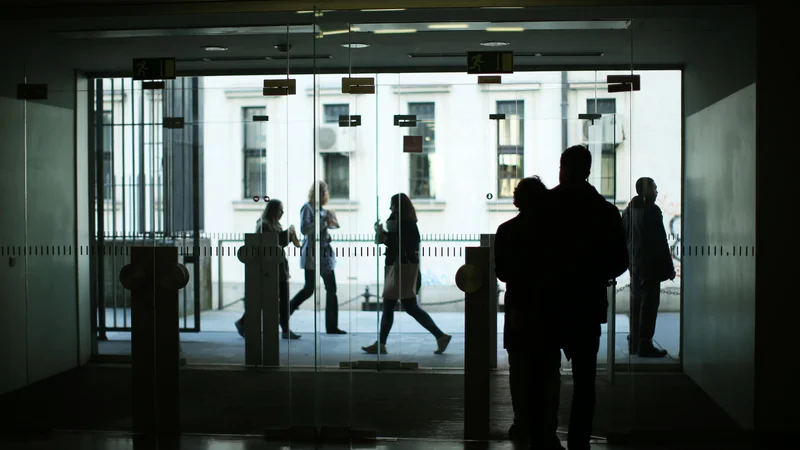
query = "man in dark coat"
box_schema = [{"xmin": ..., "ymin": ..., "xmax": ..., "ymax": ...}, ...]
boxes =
[
  {"xmin": 547, "ymin": 145, "xmax": 629, "ymax": 450},
  {"xmin": 621, "ymin": 177, "xmax": 676, "ymax": 358}
]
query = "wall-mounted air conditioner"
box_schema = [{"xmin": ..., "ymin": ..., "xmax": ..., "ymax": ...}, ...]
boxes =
[
  {"xmin": 581, "ymin": 114, "xmax": 625, "ymax": 146},
  {"xmin": 318, "ymin": 125, "xmax": 354, "ymax": 153}
]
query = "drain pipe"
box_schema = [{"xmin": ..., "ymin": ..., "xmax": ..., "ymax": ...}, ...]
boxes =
[{"xmin": 561, "ymin": 71, "xmax": 568, "ymax": 151}]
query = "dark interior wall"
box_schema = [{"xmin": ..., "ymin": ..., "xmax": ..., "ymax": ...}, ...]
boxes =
[
  {"xmin": 0, "ymin": 25, "xmax": 81, "ymax": 395},
  {"xmin": 681, "ymin": 10, "xmax": 757, "ymax": 430},
  {"xmin": 754, "ymin": 5, "xmax": 799, "ymax": 436}
]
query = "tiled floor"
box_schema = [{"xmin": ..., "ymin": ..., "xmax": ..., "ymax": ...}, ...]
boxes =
[{"xmin": 99, "ymin": 310, "xmax": 681, "ymax": 368}]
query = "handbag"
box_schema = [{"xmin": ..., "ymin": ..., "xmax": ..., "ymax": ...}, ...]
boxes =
[{"xmin": 383, "ymin": 263, "xmax": 420, "ymax": 299}]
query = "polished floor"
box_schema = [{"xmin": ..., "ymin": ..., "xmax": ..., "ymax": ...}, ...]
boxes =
[
  {"xmin": 98, "ymin": 310, "xmax": 681, "ymax": 368},
  {"xmin": 0, "ymin": 431, "xmax": 765, "ymax": 450}
]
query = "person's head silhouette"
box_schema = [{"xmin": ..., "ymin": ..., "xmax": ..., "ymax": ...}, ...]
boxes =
[
  {"xmin": 559, "ymin": 145, "xmax": 592, "ymax": 185},
  {"xmin": 513, "ymin": 176, "xmax": 547, "ymax": 212},
  {"xmin": 635, "ymin": 177, "xmax": 658, "ymax": 202}
]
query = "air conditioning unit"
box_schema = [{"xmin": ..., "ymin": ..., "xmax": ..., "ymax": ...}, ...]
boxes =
[
  {"xmin": 581, "ymin": 114, "xmax": 625, "ymax": 146},
  {"xmin": 318, "ymin": 125, "xmax": 354, "ymax": 153}
]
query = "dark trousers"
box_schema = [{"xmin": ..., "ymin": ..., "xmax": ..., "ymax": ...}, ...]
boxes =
[
  {"xmin": 629, "ymin": 272, "xmax": 661, "ymax": 352},
  {"xmin": 239, "ymin": 276, "xmax": 290, "ymax": 333},
  {"xmin": 562, "ymin": 325, "xmax": 601, "ymax": 450},
  {"xmin": 289, "ymin": 269, "xmax": 340, "ymax": 332},
  {"xmin": 507, "ymin": 343, "xmax": 562, "ymax": 446},
  {"xmin": 379, "ymin": 297, "xmax": 443, "ymax": 344}
]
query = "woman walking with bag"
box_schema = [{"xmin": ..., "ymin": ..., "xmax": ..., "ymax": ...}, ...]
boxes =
[{"xmin": 362, "ymin": 193, "xmax": 452, "ymax": 355}]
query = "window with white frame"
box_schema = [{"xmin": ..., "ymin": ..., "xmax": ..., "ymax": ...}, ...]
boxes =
[
  {"xmin": 242, "ymin": 106, "xmax": 267, "ymax": 199},
  {"xmin": 322, "ymin": 104, "xmax": 351, "ymax": 199},
  {"xmin": 408, "ymin": 102, "xmax": 435, "ymax": 199},
  {"xmin": 496, "ymin": 100, "xmax": 524, "ymax": 199}
]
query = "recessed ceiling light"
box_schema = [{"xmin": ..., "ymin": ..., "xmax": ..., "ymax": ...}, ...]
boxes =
[
  {"xmin": 204, "ymin": 46, "xmax": 228, "ymax": 51},
  {"xmin": 481, "ymin": 41, "xmax": 510, "ymax": 47},
  {"xmin": 373, "ymin": 29, "xmax": 417, "ymax": 34},
  {"xmin": 428, "ymin": 23, "xmax": 469, "ymax": 29},
  {"xmin": 341, "ymin": 43, "xmax": 369, "ymax": 49},
  {"xmin": 486, "ymin": 27, "xmax": 525, "ymax": 32}
]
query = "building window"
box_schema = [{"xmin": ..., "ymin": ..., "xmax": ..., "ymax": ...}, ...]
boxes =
[
  {"xmin": 586, "ymin": 98, "xmax": 617, "ymax": 200},
  {"xmin": 102, "ymin": 111, "xmax": 113, "ymax": 200},
  {"xmin": 408, "ymin": 102, "xmax": 435, "ymax": 199},
  {"xmin": 587, "ymin": 98, "xmax": 616, "ymax": 115},
  {"xmin": 321, "ymin": 104, "xmax": 351, "ymax": 199},
  {"xmin": 496, "ymin": 101, "xmax": 524, "ymax": 199},
  {"xmin": 243, "ymin": 107, "xmax": 267, "ymax": 199},
  {"xmin": 323, "ymin": 104, "xmax": 350, "ymax": 124}
]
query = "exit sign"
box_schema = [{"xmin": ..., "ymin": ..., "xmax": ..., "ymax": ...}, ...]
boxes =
[
  {"xmin": 132, "ymin": 58, "xmax": 176, "ymax": 80},
  {"xmin": 467, "ymin": 51, "xmax": 514, "ymax": 74}
]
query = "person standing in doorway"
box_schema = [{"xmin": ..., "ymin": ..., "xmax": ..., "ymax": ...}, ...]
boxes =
[
  {"xmin": 235, "ymin": 199, "xmax": 301, "ymax": 340},
  {"xmin": 621, "ymin": 177, "xmax": 675, "ymax": 358},
  {"xmin": 362, "ymin": 193, "xmax": 452, "ymax": 355},
  {"xmin": 547, "ymin": 145, "xmax": 629, "ymax": 450},
  {"xmin": 289, "ymin": 181, "xmax": 347, "ymax": 334},
  {"xmin": 494, "ymin": 176, "xmax": 553, "ymax": 444}
]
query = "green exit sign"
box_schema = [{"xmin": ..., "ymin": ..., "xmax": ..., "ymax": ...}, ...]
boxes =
[
  {"xmin": 467, "ymin": 51, "xmax": 514, "ymax": 74},
  {"xmin": 132, "ymin": 58, "xmax": 176, "ymax": 80}
]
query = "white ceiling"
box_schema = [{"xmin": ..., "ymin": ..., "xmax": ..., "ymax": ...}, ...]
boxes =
[{"xmin": 4, "ymin": 5, "xmax": 756, "ymax": 75}]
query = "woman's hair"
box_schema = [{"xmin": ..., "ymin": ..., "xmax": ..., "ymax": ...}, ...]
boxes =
[
  {"xmin": 390, "ymin": 193, "xmax": 417, "ymax": 222},
  {"xmin": 307, "ymin": 180, "xmax": 328, "ymax": 205},
  {"xmin": 512, "ymin": 176, "xmax": 547, "ymax": 211},
  {"xmin": 262, "ymin": 198, "xmax": 283, "ymax": 223}
]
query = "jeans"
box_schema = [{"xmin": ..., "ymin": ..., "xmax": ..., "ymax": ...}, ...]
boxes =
[
  {"xmin": 379, "ymin": 297, "xmax": 443, "ymax": 344},
  {"xmin": 289, "ymin": 269, "xmax": 340, "ymax": 332}
]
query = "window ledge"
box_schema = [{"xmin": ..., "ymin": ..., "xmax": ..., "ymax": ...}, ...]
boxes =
[
  {"xmin": 412, "ymin": 200, "xmax": 446, "ymax": 212},
  {"xmin": 326, "ymin": 199, "xmax": 360, "ymax": 212},
  {"xmin": 232, "ymin": 200, "xmax": 264, "ymax": 212},
  {"xmin": 487, "ymin": 200, "xmax": 518, "ymax": 212}
]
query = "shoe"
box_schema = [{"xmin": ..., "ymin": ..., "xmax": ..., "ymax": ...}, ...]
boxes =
[
  {"xmin": 362, "ymin": 341, "xmax": 387, "ymax": 354},
  {"xmin": 282, "ymin": 331, "xmax": 301, "ymax": 340},
  {"xmin": 327, "ymin": 329, "xmax": 347, "ymax": 335},
  {"xmin": 434, "ymin": 334, "xmax": 452, "ymax": 354},
  {"xmin": 638, "ymin": 345, "xmax": 668, "ymax": 358},
  {"xmin": 234, "ymin": 318, "xmax": 244, "ymax": 338}
]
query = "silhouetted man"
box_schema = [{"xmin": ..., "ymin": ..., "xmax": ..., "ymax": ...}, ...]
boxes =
[
  {"xmin": 494, "ymin": 176, "xmax": 553, "ymax": 445},
  {"xmin": 621, "ymin": 177, "xmax": 675, "ymax": 358},
  {"xmin": 548, "ymin": 145, "xmax": 628, "ymax": 450}
]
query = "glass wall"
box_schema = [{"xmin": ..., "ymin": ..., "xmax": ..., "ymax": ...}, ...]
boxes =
[{"xmin": 83, "ymin": 5, "xmax": 683, "ymax": 441}]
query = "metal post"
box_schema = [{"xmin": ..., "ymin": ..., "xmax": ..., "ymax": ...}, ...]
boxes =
[
  {"xmin": 120, "ymin": 246, "xmax": 189, "ymax": 436},
  {"xmin": 457, "ymin": 246, "xmax": 491, "ymax": 441},
  {"xmin": 481, "ymin": 234, "xmax": 498, "ymax": 369},
  {"xmin": 238, "ymin": 232, "xmax": 281, "ymax": 367}
]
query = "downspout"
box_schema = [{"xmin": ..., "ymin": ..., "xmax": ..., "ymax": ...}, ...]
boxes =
[{"xmin": 561, "ymin": 71, "xmax": 568, "ymax": 151}]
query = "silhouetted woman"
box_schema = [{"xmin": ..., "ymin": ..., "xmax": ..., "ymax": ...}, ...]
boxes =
[
  {"xmin": 288, "ymin": 181, "xmax": 347, "ymax": 334},
  {"xmin": 235, "ymin": 199, "xmax": 301, "ymax": 339},
  {"xmin": 362, "ymin": 193, "xmax": 452, "ymax": 354}
]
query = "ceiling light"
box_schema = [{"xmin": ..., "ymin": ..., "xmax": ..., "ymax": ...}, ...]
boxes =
[
  {"xmin": 361, "ymin": 8, "xmax": 407, "ymax": 12},
  {"xmin": 341, "ymin": 43, "xmax": 369, "ymax": 49},
  {"xmin": 481, "ymin": 41, "xmax": 510, "ymax": 47},
  {"xmin": 486, "ymin": 27, "xmax": 525, "ymax": 32},
  {"xmin": 428, "ymin": 23, "xmax": 469, "ymax": 30},
  {"xmin": 204, "ymin": 46, "xmax": 228, "ymax": 51},
  {"xmin": 373, "ymin": 29, "xmax": 417, "ymax": 34},
  {"xmin": 323, "ymin": 29, "xmax": 350, "ymax": 36}
]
